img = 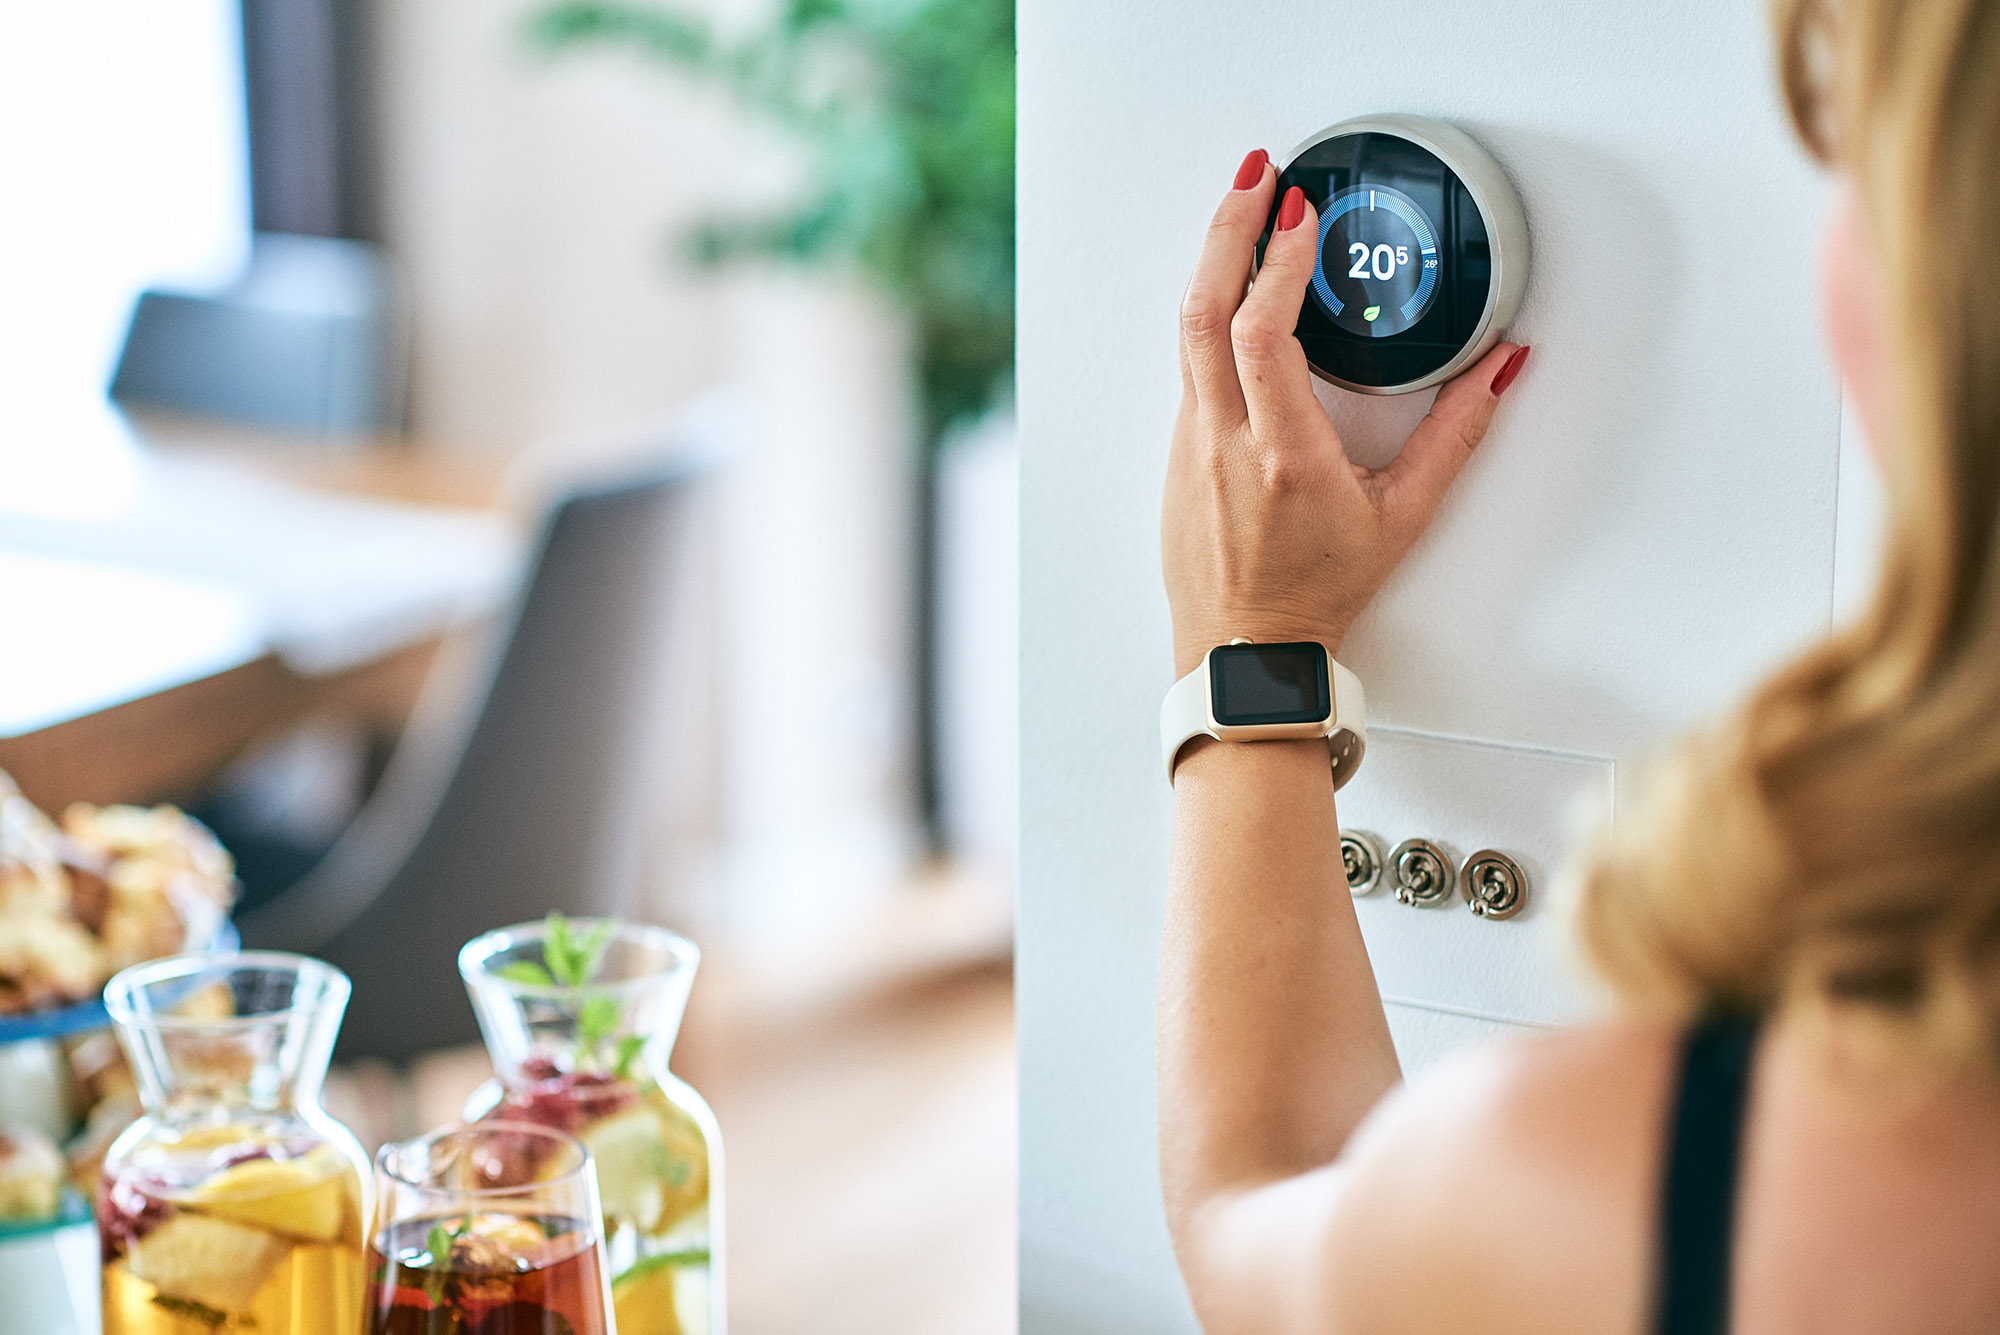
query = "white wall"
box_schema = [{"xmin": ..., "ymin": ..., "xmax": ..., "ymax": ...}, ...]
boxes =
[
  {"xmin": 373, "ymin": 0, "xmax": 929, "ymax": 927},
  {"xmin": 374, "ymin": 0, "xmax": 741, "ymax": 456},
  {"xmin": 1018, "ymin": 2, "xmax": 1842, "ymax": 1330}
]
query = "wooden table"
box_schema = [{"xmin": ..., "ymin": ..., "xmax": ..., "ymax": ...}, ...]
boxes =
[
  {"xmin": 0, "ymin": 639, "xmax": 442, "ymax": 812},
  {"xmin": 0, "ymin": 433, "xmax": 513, "ymax": 812}
]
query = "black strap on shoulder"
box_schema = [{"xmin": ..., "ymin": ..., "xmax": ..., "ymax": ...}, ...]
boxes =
[{"xmin": 1656, "ymin": 1013, "xmax": 1760, "ymax": 1335}]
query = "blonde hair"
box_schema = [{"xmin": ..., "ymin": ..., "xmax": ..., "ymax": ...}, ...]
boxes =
[{"xmin": 1573, "ymin": 0, "xmax": 2000, "ymax": 1067}]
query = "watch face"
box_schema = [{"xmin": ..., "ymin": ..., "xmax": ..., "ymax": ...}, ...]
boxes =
[
  {"xmin": 1208, "ymin": 643, "xmax": 1331, "ymax": 728},
  {"xmin": 1259, "ymin": 130, "xmax": 1495, "ymax": 389}
]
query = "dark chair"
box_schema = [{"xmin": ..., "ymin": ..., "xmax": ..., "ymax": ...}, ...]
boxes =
[
  {"xmin": 237, "ymin": 439, "xmax": 717, "ymax": 1059},
  {"xmin": 110, "ymin": 233, "xmax": 406, "ymax": 436}
]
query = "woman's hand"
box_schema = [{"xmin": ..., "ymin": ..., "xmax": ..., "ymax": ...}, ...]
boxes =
[{"xmin": 1163, "ymin": 150, "xmax": 1531, "ymax": 677}]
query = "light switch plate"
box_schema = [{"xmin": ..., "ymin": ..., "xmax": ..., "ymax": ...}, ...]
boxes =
[
  {"xmin": 1340, "ymin": 726, "xmax": 1615, "ymax": 1026},
  {"xmin": 1384, "ymin": 999, "xmax": 1549, "ymax": 1073}
]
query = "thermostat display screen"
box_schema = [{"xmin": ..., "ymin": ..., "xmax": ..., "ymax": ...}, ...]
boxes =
[
  {"xmin": 1208, "ymin": 643, "xmax": 1330, "ymax": 728},
  {"xmin": 1262, "ymin": 130, "xmax": 1495, "ymax": 389},
  {"xmin": 1313, "ymin": 185, "xmax": 1440, "ymax": 338}
]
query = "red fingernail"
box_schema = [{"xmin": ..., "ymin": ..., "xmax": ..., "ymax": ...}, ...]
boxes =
[
  {"xmin": 1232, "ymin": 149, "xmax": 1269, "ymax": 192},
  {"xmin": 1277, "ymin": 186, "xmax": 1306, "ymax": 231},
  {"xmin": 1490, "ymin": 345, "xmax": 1531, "ymax": 396}
]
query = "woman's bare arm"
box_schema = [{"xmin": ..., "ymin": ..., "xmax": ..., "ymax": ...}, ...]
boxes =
[
  {"xmin": 1158, "ymin": 737, "xmax": 1396, "ymax": 1328},
  {"xmin": 1156, "ymin": 149, "xmax": 1528, "ymax": 1331}
]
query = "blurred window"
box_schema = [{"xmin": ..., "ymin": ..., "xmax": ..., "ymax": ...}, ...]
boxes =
[{"xmin": 0, "ymin": 2, "xmax": 250, "ymax": 422}]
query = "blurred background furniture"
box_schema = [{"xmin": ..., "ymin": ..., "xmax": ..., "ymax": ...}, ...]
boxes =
[
  {"xmin": 239, "ymin": 435, "xmax": 720, "ymax": 1058},
  {"xmin": 111, "ymin": 232, "xmax": 406, "ymax": 436},
  {"xmin": 0, "ymin": 0, "xmax": 1016, "ymax": 1325},
  {"xmin": 0, "ymin": 446, "xmax": 520, "ymax": 812}
]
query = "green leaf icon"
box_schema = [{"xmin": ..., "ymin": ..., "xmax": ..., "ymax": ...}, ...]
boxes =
[{"xmin": 1362, "ymin": 305, "xmax": 1381, "ymax": 322}]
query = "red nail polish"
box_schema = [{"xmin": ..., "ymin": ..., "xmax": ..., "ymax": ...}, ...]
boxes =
[
  {"xmin": 1232, "ymin": 149, "xmax": 1269, "ymax": 192},
  {"xmin": 1490, "ymin": 345, "xmax": 1531, "ymax": 396},
  {"xmin": 1277, "ymin": 186, "xmax": 1306, "ymax": 231}
]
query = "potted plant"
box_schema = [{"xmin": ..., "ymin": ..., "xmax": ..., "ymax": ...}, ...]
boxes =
[{"xmin": 530, "ymin": 0, "xmax": 1016, "ymax": 881}]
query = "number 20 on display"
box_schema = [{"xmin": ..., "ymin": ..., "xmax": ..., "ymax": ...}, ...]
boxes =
[{"xmin": 1348, "ymin": 242, "xmax": 1409, "ymax": 280}]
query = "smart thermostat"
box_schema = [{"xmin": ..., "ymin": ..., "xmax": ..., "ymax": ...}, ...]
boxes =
[{"xmin": 1259, "ymin": 114, "xmax": 1529, "ymax": 395}]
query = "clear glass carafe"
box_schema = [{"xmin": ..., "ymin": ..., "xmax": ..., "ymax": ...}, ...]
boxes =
[
  {"xmin": 460, "ymin": 919, "xmax": 724, "ymax": 1335},
  {"xmin": 97, "ymin": 951, "xmax": 369, "ymax": 1335}
]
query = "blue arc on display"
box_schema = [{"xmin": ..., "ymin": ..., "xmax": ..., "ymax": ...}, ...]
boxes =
[{"xmin": 1310, "ymin": 185, "xmax": 1441, "ymax": 335}]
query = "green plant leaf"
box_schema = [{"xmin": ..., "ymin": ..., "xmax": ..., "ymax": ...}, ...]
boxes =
[
  {"xmin": 613, "ymin": 1034, "xmax": 647, "ymax": 1078},
  {"xmin": 422, "ymin": 1223, "xmax": 455, "ymax": 1302},
  {"xmin": 497, "ymin": 960, "xmax": 556, "ymax": 987},
  {"xmin": 574, "ymin": 919, "xmax": 616, "ymax": 984},
  {"xmin": 149, "ymin": 1295, "xmax": 227, "ymax": 1328},
  {"xmin": 529, "ymin": 0, "xmax": 1016, "ymax": 445},
  {"xmin": 578, "ymin": 995, "xmax": 623, "ymax": 1046},
  {"xmin": 544, "ymin": 911, "xmax": 577, "ymax": 983},
  {"xmin": 614, "ymin": 1248, "xmax": 712, "ymax": 1287}
]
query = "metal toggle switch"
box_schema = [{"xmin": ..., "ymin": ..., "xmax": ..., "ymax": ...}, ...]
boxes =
[
  {"xmin": 1460, "ymin": 849, "xmax": 1528, "ymax": 919},
  {"xmin": 1388, "ymin": 838, "xmax": 1455, "ymax": 907},
  {"xmin": 1341, "ymin": 830, "xmax": 1385, "ymax": 896}
]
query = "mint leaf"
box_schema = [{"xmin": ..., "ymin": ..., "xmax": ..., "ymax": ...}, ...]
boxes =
[
  {"xmin": 545, "ymin": 912, "xmax": 581, "ymax": 985},
  {"xmin": 574, "ymin": 919, "xmax": 616, "ymax": 984},
  {"xmin": 614, "ymin": 1249, "xmax": 711, "ymax": 1287},
  {"xmin": 497, "ymin": 961, "xmax": 555, "ymax": 987},
  {"xmin": 577, "ymin": 995, "xmax": 622, "ymax": 1046},
  {"xmin": 422, "ymin": 1223, "xmax": 454, "ymax": 1302},
  {"xmin": 150, "ymin": 1295, "xmax": 227, "ymax": 1328},
  {"xmin": 534, "ymin": 912, "xmax": 620, "ymax": 988},
  {"xmin": 613, "ymin": 1034, "xmax": 647, "ymax": 1078}
]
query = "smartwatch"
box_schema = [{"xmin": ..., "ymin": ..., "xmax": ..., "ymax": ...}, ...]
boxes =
[{"xmin": 1160, "ymin": 639, "xmax": 1367, "ymax": 788}]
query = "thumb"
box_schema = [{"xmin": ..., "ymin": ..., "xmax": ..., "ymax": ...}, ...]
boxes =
[{"xmin": 1377, "ymin": 342, "xmax": 1528, "ymax": 527}]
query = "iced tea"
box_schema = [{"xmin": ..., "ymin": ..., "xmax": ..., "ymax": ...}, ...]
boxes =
[{"xmin": 367, "ymin": 1210, "xmax": 611, "ymax": 1335}]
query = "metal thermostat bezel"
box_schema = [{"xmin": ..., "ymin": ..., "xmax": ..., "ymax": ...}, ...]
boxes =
[{"xmin": 1267, "ymin": 113, "xmax": 1531, "ymax": 396}]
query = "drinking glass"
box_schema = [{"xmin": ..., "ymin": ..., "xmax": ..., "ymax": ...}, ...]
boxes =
[
  {"xmin": 98, "ymin": 951, "xmax": 369, "ymax": 1335},
  {"xmin": 367, "ymin": 1121, "xmax": 615, "ymax": 1335}
]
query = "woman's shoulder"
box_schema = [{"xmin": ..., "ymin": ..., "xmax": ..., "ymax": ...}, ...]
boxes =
[
  {"xmin": 1339, "ymin": 1017, "xmax": 1685, "ymax": 1202},
  {"xmin": 1319, "ymin": 1020, "xmax": 1684, "ymax": 1335}
]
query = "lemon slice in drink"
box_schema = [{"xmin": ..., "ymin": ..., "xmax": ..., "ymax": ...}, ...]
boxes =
[
  {"xmin": 187, "ymin": 1153, "xmax": 349, "ymax": 1243},
  {"xmin": 127, "ymin": 1214, "xmax": 291, "ymax": 1315},
  {"xmin": 613, "ymin": 1261, "xmax": 684, "ymax": 1335}
]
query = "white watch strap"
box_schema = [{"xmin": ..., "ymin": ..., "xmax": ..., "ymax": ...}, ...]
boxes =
[
  {"xmin": 1160, "ymin": 646, "xmax": 1367, "ymax": 789},
  {"xmin": 1160, "ymin": 662, "xmax": 1219, "ymax": 779}
]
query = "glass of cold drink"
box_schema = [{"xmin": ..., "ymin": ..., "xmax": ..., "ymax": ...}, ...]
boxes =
[{"xmin": 367, "ymin": 1121, "xmax": 615, "ymax": 1335}]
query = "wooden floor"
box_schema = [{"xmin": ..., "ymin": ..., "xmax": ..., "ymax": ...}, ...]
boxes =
[
  {"xmin": 701, "ymin": 963, "xmax": 1016, "ymax": 1335},
  {"xmin": 324, "ymin": 891, "xmax": 1016, "ymax": 1335}
]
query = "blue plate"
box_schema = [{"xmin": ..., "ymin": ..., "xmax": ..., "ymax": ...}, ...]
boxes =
[
  {"xmin": 0, "ymin": 921, "xmax": 239, "ymax": 1044},
  {"xmin": 0, "ymin": 1188, "xmax": 92, "ymax": 1240}
]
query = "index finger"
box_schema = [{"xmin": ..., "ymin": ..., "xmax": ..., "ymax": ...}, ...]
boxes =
[{"xmin": 1179, "ymin": 150, "xmax": 1278, "ymax": 427}]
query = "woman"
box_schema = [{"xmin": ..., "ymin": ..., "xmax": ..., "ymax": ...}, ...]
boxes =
[{"xmin": 1157, "ymin": 1, "xmax": 2000, "ymax": 1331}]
